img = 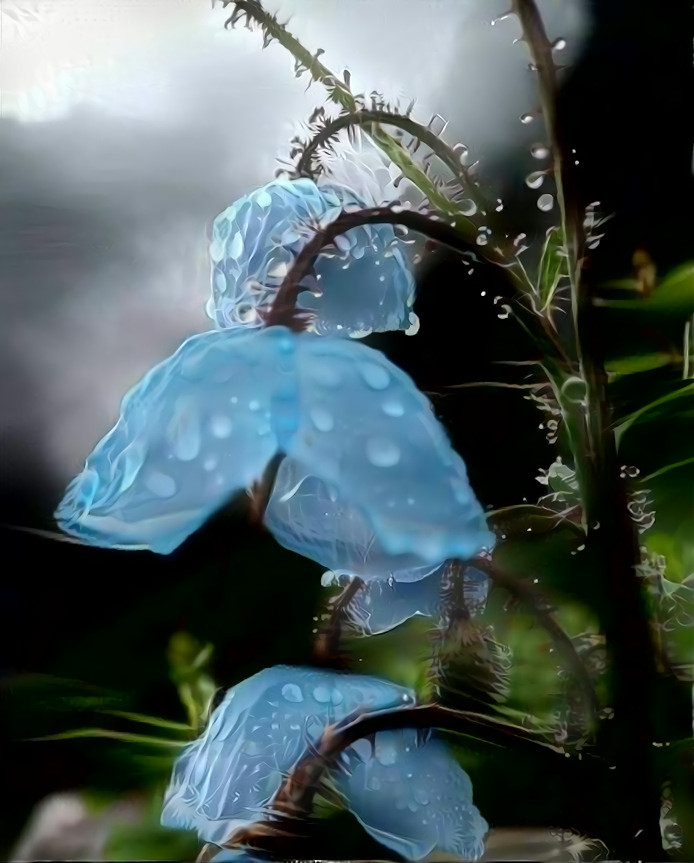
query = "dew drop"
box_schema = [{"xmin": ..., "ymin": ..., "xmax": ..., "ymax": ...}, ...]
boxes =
[
  {"xmin": 360, "ymin": 362, "xmax": 390, "ymax": 390},
  {"xmin": 520, "ymin": 112, "xmax": 534, "ymax": 124},
  {"xmin": 366, "ymin": 436, "xmax": 401, "ymax": 468},
  {"xmin": 526, "ymin": 171, "xmax": 545, "ymax": 189},
  {"xmin": 381, "ymin": 397, "xmax": 405, "ymax": 418},
  {"xmin": 249, "ymin": 400, "xmax": 261, "ymax": 411},
  {"xmin": 537, "ymin": 193, "xmax": 554, "ymax": 212},
  {"xmin": 552, "ymin": 37, "xmax": 567, "ymax": 50},
  {"xmin": 458, "ymin": 199, "xmax": 477, "ymax": 216},
  {"xmin": 331, "ymin": 688, "xmax": 344, "ymax": 706},
  {"xmin": 281, "ymin": 683, "xmax": 304, "ymax": 703},
  {"xmin": 236, "ymin": 303, "xmax": 257, "ymax": 324},
  {"xmin": 203, "ymin": 456, "xmax": 218, "ymax": 472},
  {"xmin": 310, "ymin": 405, "xmax": 334, "ymax": 432},
  {"xmin": 313, "ymin": 685, "xmax": 331, "ymax": 703},
  {"xmin": 476, "ymin": 233, "xmax": 488, "ymax": 246},
  {"xmin": 531, "ymin": 144, "xmax": 550, "ymax": 160},
  {"xmin": 145, "ymin": 471, "xmax": 177, "ymax": 498},
  {"xmin": 210, "ymin": 415, "xmax": 233, "ymax": 438}
]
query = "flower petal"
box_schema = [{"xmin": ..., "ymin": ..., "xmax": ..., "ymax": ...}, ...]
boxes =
[
  {"xmin": 339, "ymin": 732, "xmax": 488, "ymax": 860},
  {"xmin": 55, "ymin": 327, "xmax": 295, "ymax": 553},
  {"xmin": 290, "ymin": 334, "xmax": 495, "ymax": 564},
  {"xmin": 160, "ymin": 666, "xmax": 415, "ymax": 846},
  {"xmin": 206, "ymin": 178, "xmax": 415, "ymax": 338}
]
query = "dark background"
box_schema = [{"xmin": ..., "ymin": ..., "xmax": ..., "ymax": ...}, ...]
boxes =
[{"xmin": 1, "ymin": 0, "xmax": 693, "ymax": 855}]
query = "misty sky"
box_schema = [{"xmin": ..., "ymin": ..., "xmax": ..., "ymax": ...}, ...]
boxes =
[{"xmin": 0, "ymin": 0, "xmax": 587, "ymax": 498}]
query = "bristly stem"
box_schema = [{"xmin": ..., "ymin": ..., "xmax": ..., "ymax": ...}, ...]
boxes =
[
  {"xmin": 222, "ymin": 0, "xmax": 480, "ymax": 240},
  {"xmin": 513, "ymin": 2, "xmax": 663, "ymax": 858}
]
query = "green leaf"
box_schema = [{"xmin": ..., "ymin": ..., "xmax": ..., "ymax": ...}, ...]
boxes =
[
  {"xmin": 537, "ymin": 226, "xmax": 568, "ymax": 309},
  {"xmin": 606, "ymin": 352, "xmax": 675, "ymax": 376},
  {"xmin": 615, "ymin": 380, "xmax": 694, "ymax": 444},
  {"xmin": 598, "ymin": 262, "xmax": 694, "ymax": 317}
]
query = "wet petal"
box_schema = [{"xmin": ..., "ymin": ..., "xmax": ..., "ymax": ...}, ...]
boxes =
[
  {"xmin": 340, "ymin": 732, "xmax": 488, "ymax": 860},
  {"xmin": 54, "ymin": 327, "xmax": 296, "ymax": 553},
  {"xmin": 160, "ymin": 666, "xmax": 415, "ymax": 846},
  {"xmin": 206, "ymin": 178, "xmax": 415, "ymax": 338},
  {"xmin": 289, "ymin": 335, "xmax": 495, "ymax": 564},
  {"xmin": 264, "ymin": 456, "xmax": 438, "ymax": 582}
]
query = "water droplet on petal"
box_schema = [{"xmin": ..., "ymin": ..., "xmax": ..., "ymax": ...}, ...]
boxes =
[
  {"xmin": 313, "ymin": 685, "xmax": 331, "ymax": 703},
  {"xmin": 310, "ymin": 406, "xmax": 335, "ymax": 432},
  {"xmin": 360, "ymin": 363, "xmax": 390, "ymax": 391},
  {"xmin": 382, "ymin": 397, "xmax": 405, "ymax": 417},
  {"xmin": 210, "ymin": 415, "xmax": 233, "ymax": 438},
  {"xmin": 366, "ymin": 437, "xmax": 401, "ymax": 468},
  {"xmin": 145, "ymin": 471, "xmax": 177, "ymax": 498},
  {"xmin": 537, "ymin": 193, "xmax": 554, "ymax": 212},
  {"xmin": 281, "ymin": 683, "xmax": 304, "ymax": 703}
]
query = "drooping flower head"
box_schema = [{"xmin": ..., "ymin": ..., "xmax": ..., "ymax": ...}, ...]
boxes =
[
  {"xmin": 161, "ymin": 665, "xmax": 488, "ymax": 860},
  {"xmin": 55, "ymin": 327, "xmax": 494, "ymax": 564},
  {"xmin": 206, "ymin": 178, "xmax": 418, "ymax": 337}
]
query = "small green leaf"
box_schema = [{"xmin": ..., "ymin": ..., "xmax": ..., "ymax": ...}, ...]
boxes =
[{"xmin": 598, "ymin": 262, "xmax": 694, "ymax": 317}]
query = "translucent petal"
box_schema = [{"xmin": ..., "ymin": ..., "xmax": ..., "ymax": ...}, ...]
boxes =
[
  {"xmin": 206, "ymin": 178, "xmax": 415, "ymax": 338},
  {"xmin": 161, "ymin": 666, "xmax": 487, "ymax": 861},
  {"xmin": 288, "ymin": 334, "xmax": 495, "ymax": 564},
  {"xmin": 160, "ymin": 666, "xmax": 416, "ymax": 846},
  {"xmin": 264, "ymin": 456, "xmax": 438, "ymax": 582},
  {"xmin": 339, "ymin": 732, "xmax": 488, "ymax": 860},
  {"xmin": 54, "ymin": 328, "xmax": 296, "ymax": 553}
]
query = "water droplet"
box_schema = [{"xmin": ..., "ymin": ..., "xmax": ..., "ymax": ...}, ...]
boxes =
[
  {"xmin": 309, "ymin": 364, "xmax": 342, "ymax": 389},
  {"xmin": 281, "ymin": 683, "xmax": 303, "ymax": 703},
  {"xmin": 387, "ymin": 575, "xmax": 395, "ymax": 588},
  {"xmin": 366, "ymin": 436, "xmax": 401, "ymax": 468},
  {"xmin": 331, "ymin": 688, "xmax": 344, "ymax": 706},
  {"xmin": 236, "ymin": 302, "xmax": 257, "ymax": 324},
  {"xmin": 526, "ymin": 171, "xmax": 545, "ymax": 189},
  {"xmin": 249, "ymin": 400, "xmax": 261, "ymax": 411},
  {"xmin": 313, "ymin": 685, "xmax": 331, "ymax": 703},
  {"xmin": 537, "ymin": 193, "xmax": 554, "ymax": 212},
  {"xmin": 520, "ymin": 112, "xmax": 534, "ymax": 124},
  {"xmin": 210, "ymin": 415, "xmax": 233, "ymax": 438},
  {"xmin": 552, "ymin": 37, "xmax": 567, "ymax": 51},
  {"xmin": 476, "ymin": 233, "xmax": 488, "ymax": 246},
  {"xmin": 375, "ymin": 741, "xmax": 398, "ymax": 766},
  {"xmin": 459, "ymin": 199, "xmax": 477, "ymax": 216},
  {"xmin": 381, "ymin": 397, "xmax": 405, "ymax": 417},
  {"xmin": 531, "ymin": 144, "xmax": 550, "ymax": 160},
  {"xmin": 203, "ymin": 456, "xmax": 218, "ymax": 472},
  {"xmin": 495, "ymin": 198, "xmax": 504, "ymax": 211},
  {"xmin": 309, "ymin": 405, "xmax": 334, "ymax": 432},
  {"xmin": 360, "ymin": 363, "xmax": 390, "ymax": 390},
  {"xmin": 145, "ymin": 471, "xmax": 177, "ymax": 498},
  {"xmin": 368, "ymin": 776, "xmax": 381, "ymax": 791}
]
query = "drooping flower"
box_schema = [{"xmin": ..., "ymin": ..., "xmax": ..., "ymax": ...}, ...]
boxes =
[
  {"xmin": 55, "ymin": 326, "xmax": 494, "ymax": 564},
  {"xmin": 325, "ymin": 564, "xmax": 490, "ymax": 636},
  {"xmin": 206, "ymin": 178, "xmax": 418, "ymax": 337},
  {"xmin": 161, "ymin": 665, "xmax": 488, "ymax": 861}
]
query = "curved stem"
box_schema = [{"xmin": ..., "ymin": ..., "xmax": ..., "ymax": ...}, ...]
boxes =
[
  {"xmin": 471, "ymin": 555, "xmax": 601, "ymax": 723},
  {"xmin": 312, "ymin": 576, "xmax": 363, "ymax": 667},
  {"xmin": 295, "ymin": 108, "xmax": 490, "ymax": 220}
]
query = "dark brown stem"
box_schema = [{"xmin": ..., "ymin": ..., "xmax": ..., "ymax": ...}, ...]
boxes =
[
  {"xmin": 225, "ymin": 702, "xmax": 566, "ymax": 850},
  {"xmin": 471, "ymin": 555, "xmax": 601, "ymax": 722},
  {"xmin": 263, "ymin": 206, "xmax": 570, "ymax": 369},
  {"xmin": 312, "ymin": 576, "xmax": 363, "ymax": 667}
]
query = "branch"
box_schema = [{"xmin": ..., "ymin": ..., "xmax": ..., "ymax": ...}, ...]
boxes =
[
  {"xmin": 222, "ymin": 1, "xmax": 482, "ymax": 240},
  {"xmin": 312, "ymin": 576, "xmax": 364, "ymax": 667},
  {"xmin": 225, "ymin": 702, "xmax": 565, "ymax": 849},
  {"xmin": 295, "ymin": 108, "xmax": 490, "ymax": 219},
  {"xmin": 471, "ymin": 555, "xmax": 601, "ymax": 722}
]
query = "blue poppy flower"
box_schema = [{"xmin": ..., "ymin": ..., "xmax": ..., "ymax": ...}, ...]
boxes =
[
  {"xmin": 327, "ymin": 564, "xmax": 490, "ymax": 636},
  {"xmin": 206, "ymin": 178, "xmax": 418, "ymax": 338},
  {"xmin": 55, "ymin": 327, "xmax": 493, "ymax": 564},
  {"xmin": 161, "ymin": 665, "xmax": 488, "ymax": 860}
]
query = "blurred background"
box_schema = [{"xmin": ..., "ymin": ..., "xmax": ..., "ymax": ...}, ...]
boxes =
[{"xmin": 1, "ymin": 0, "xmax": 692, "ymax": 859}]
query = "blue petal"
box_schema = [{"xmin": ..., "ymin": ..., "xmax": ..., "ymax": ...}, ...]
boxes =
[
  {"xmin": 264, "ymin": 456, "xmax": 438, "ymax": 582},
  {"xmin": 339, "ymin": 732, "xmax": 488, "ymax": 860},
  {"xmin": 54, "ymin": 327, "xmax": 296, "ymax": 553},
  {"xmin": 206, "ymin": 179, "xmax": 416, "ymax": 338},
  {"xmin": 289, "ymin": 334, "xmax": 495, "ymax": 564},
  {"xmin": 160, "ymin": 666, "xmax": 415, "ymax": 846},
  {"xmin": 330, "ymin": 564, "xmax": 491, "ymax": 636}
]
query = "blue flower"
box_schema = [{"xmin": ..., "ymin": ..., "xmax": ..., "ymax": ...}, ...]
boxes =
[
  {"xmin": 161, "ymin": 665, "xmax": 488, "ymax": 860},
  {"xmin": 206, "ymin": 179, "xmax": 418, "ymax": 337},
  {"xmin": 327, "ymin": 564, "xmax": 490, "ymax": 636},
  {"xmin": 55, "ymin": 326, "xmax": 493, "ymax": 564}
]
